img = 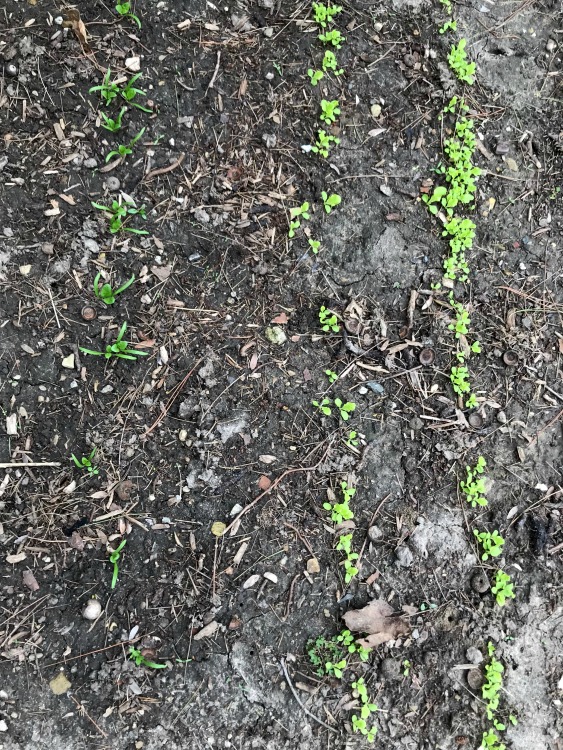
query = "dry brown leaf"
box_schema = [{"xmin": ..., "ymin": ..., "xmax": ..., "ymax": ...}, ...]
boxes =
[
  {"xmin": 64, "ymin": 9, "xmax": 90, "ymax": 52},
  {"xmin": 151, "ymin": 265, "xmax": 171, "ymax": 282},
  {"xmin": 249, "ymin": 352, "xmax": 258, "ymax": 370},
  {"xmin": 271, "ymin": 312, "xmax": 288, "ymax": 324},
  {"xmin": 69, "ymin": 531, "xmax": 85, "ymax": 551},
  {"xmin": 342, "ymin": 599, "xmax": 409, "ymax": 648},
  {"xmin": 23, "ymin": 569, "xmax": 39, "ymax": 591}
]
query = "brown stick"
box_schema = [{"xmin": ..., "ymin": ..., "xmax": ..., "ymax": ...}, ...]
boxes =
[
  {"xmin": 142, "ymin": 152, "xmax": 186, "ymax": 182},
  {"xmin": 141, "ymin": 359, "xmax": 202, "ymax": 437},
  {"xmin": 0, "ymin": 462, "xmax": 61, "ymax": 469}
]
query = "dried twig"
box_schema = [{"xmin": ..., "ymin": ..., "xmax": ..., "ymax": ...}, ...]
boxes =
[
  {"xmin": 142, "ymin": 360, "xmax": 202, "ymax": 437},
  {"xmin": 142, "ymin": 152, "xmax": 186, "ymax": 182},
  {"xmin": 279, "ymin": 658, "xmax": 336, "ymax": 733},
  {"xmin": 0, "ymin": 462, "xmax": 61, "ymax": 469}
]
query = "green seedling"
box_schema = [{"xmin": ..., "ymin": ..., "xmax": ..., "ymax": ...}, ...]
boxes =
[
  {"xmin": 80, "ymin": 322, "xmax": 149, "ymax": 362},
  {"xmin": 322, "ymin": 50, "xmax": 343, "ymax": 75},
  {"xmin": 323, "ymin": 480, "xmax": 356, "ymax": 523},
  {"xmin": 321, "ymin": 191, "xmax": 341, "ymax": 213},
  {"xmin": 100, "ymin": 106, "xmax": 127, "ymax": 133},
  {"xmin": 308, "ymin": 69, "xmax": 324, "ymax": 86},
  {"xmin": 129, "ymin": 646, "xmax": 167, "ymax": 669},
  {"xmin": 421, "ymin": 185, "xmax": 447, "ymax": 215},
  {"xmin": 482, "ymin": 643, "xmax": 504, "ymax": 718},
  {"xmin": 336, "ymin": 534, "xmax": 359, "ymax": 583},
  {"xmin": 312, "ymin": 129, "xmax": 340, "ymax": 158},
  {"xmin": 115, "ymin": 1, "xmax": 141, "ymax": 28},
  {"xmin": 450, "ymin": 365, "xmax": 471, "ymax": 396},
  {"xmin": 336, "ymin": 629, "xmax": 370, "ymax": 661},
  {"xmin": 120, "ymin": 73, "xmax": 152, "ymax": 112},
  {"xmin": 308, "ymin": 238, "xmax": 321, "ymax": 254},
  {"xmin": 89, "ymin": 67, "xmax": 120, "ymax": 106},
  {"xmin": 105, "ymin": 127, "xmax": 146, "ymax": 162},
  {"xmin": 91, "ymin": 198, "xmax": 148, "ymax": 235},
  {"xmin": 288, "ymin": 202, "xmax": 310, "ymax": 238},
  {"xmin": 325, "ymin": 658, "xmax": 347, "ymax": 677},
  {"xmin": 312, "ymin": 397, "xmax": 332, "ymax": 416},
  {"xmin": 319, "ymin": 305, "xmax": 340, "ymax": 332},
  {"xmin": 403, "ymin": 659, "xmax": 411, "ymax": 677},
  {"xmin": 491, "ymin": 570, "xmax": 515, "ymax": 606},
  {"xmin": 449, "ymin": 300, "xmax": 471, "ymax": 338},
  {"xmin": 318, "ymin": 29, "xmax": 345, "ymax": 48},
  {"xmin": 325, "ymin": 368, "xmax": 338, "ymax": 383},
  {"xmin": 447, "ymin": 38, "xmax": 476, "ymax": 84},
  {"xmin": 93, "ymin": 272, "xmax": 135, "ymax": 305},
  {"xmin": 320, "ymin": 99, "xmax": 340, "ymax": 125},
  {"xmin": 334, "ymin": 397, "xmax": 355, "ymax": 421},
  {"xmin": 461, "ymin": 456, "xmax": 487, "ymax": 507},
  {"xmin": 71, "ymin": 447, "xmax": 98, "ymax": 476},
  {"xmin": 307, "ymin": 630, "xmax": 369, "ymax": 679},
  {"xmin": 312, "ymin": 2, "xmax": 342, "ymax": 27},
  {"xmin": 480, "ymin": 730, "xmax": 506, "ymax": 750},
  {"xmin": 466, "ymin": 393, "xmax": 478, "ymax": 409},
  {"xmin": 351, "ymin": 677, "xmax": 378, "ymax": 742},
  {"xmin": 471, "ymin": 340, "xmax": 482, "ymax": 354},
  {"xmin": 439, "ymin": 19, "xmax": 457, "ymax": 33},
  {"xmin": 474, "ymin": 529, "xmax": 505, "ymax": 561},
  {"xmin": 109, "ymin": 539, "xmax": 126, "ymax": 589},
  {"xmin": 440, "ymin": 0, "xmax": 452, "ymax": 12},
  {"xmin": 345, "ymin": 430, "xmax": 359, "ymax": 447},
  {"xmin": 343, "ymin": 556, "xmax": 359, "ymax": 583}
]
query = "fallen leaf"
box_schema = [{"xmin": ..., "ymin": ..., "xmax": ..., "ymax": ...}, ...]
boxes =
[
  {"xmin": 63, "ymin": 9, "xmax": 90, "ymax": 51},
  {"xmin": 342, "ymin": 599, "xmax": 410, "ymax": 648},
  {"xmin": 249, "ymin": 352, "xmax": 258, "ymax": 370},
  {"xmin": 258, "ymin": 475, "xmax": 272, "ymax": 490},
  {"xmin": 6, "ymin": 552, "xmax": 26, "ymax": 564},
  {"xmin": 193, "ymin": 620, "xmax": 219, "ymax": 640},
  {"xmin": 368, "ymin": 128, "xmax": 386, "ymax": 138},
  {"xmin": 259, "ymin": 455, "xmax": 277, "ymax": 464},
  {"xmin": 151, "ymin": 265, "xmax": 171, "ymax": 282},
  {"xmin": 23, "ymin": 569, "xmax": 39, "ymax": 591},
  {"xmin": 69, "ymin": 531, "xmax": 85, "ymax": 551},
  {"xmin": 271, "ymin": 312, "xmax": 288, "ymax": 324},
  {"xmin": 49, "ymin": 672, "xmax": 71, "ymax": 695}
]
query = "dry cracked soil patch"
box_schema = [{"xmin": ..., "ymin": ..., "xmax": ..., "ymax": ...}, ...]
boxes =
[{"xmin": 0, "ymin": 0, "xmax": 562, "ymax": 749}]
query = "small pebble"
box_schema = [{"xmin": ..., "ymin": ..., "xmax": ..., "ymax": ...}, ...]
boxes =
[
  {"xmin": 105, "ymin": 176, "xmax": 120, "ymax": 191},
  {"xmin": 178, "ymin": 429, "xmax": 188, "ymax": 442},
  {"xmin": 395, "ymin": 546, "xmax": 413, "ymax": 567},
  {"xmin": 243, "ymin": 574, "xmax": 260, "ymax": 589},
  {"xmin": 0, "ymin": 720, "xmax": 8, "ymax": 732},
  {"xmin": 368, "ymin": 525, "xmax": 383, "ymax": 542},
  {"xmin": 467, "ymin": 669, "xmax": 484, "ymax": 691},
  {"xmin": 82, "ymin": 599, "xmax": 102, "ymax": 621},
  {"xmin": 496, "ymin": 411, "xmax": 507, "ymax": 424},
  {"xmin": 466, "ymin": 646, "xmax": 483, "ymax": 664},
  {"xmin": 263, "ymin": 572, "xmax": 278, "ymax": 584},
  {"xmin": 84, "ymin": 158, "xmax": 98, "ymax": 168},
  {"xmin": 546, "ymin": 39, "xmax": 556, "ymax": 52},
  {"xmin": 307, "ymin": 557, "xmax": 320, "ymax": 574},
  {"xmin": 495, "ymin": 141, "xmax": 509, "ymax": 155}
]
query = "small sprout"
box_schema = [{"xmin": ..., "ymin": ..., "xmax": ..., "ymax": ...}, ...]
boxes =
[
  {"xmin": 322, "ymin": 50, "xmax": 343, "ymax": 75},
  {"xmin": 491, "ymin": 570, "xmax": 515, "ymax": 606},
  {"xmin": 308, "ymin": 238, "xmax": 321, "ymax": 254},
  {"xmin": 324, "ymin": 368, "xmax": 338, "ymax": 383},
  {"xmin": 471, "ymin": 340, "xmax": 482, "ymax": 354},
  {"xmin": 71, "ymin": 448, "xmax": 98, "ymax": 476},
  {"xmin": 109, "ymin": 539, "xmax": 126, "ymax": 589},
  {"xmin": 334, "ymin": 397, "xmax": 355, "ymax": 421},
  {"xmin": 447, "ymin": 38, "xmax": 476, "ymax": 84},
  {"xmin": 323, "ymin": 480, "xmax": 355, "ymax": 523},
  {"xmin": 460, "ymin": 456, "xmax": 487, "ymax": 508},
  {"xmin": 105, "ymin": 127, "xmax": 146, "ymax": 162},
  {"xmin": 128, "ymin": 646, "xmax": 167, "ymax": 669},
  {"xmin": 351, "ymin": 677, "xmax": 378, "ymax": 741},
  {"xmin": 319, "ymin": 305, "xmax": 340, "ymax": 332},
  {"xmin": 93, "ymin": 272, "xmax": 135, "ymax": 305},
  {"xmin": 480, "ymin": 730, "xmax": 506, "ymax": 750},
  {"xmin": 99, "ymin": 106, "xmax": 127, "ymax": 133},
  {"xmin": 120, "ymin": 73, "xmax": 152, "ymax": 112},
  {"xmin": 319, "ymin": 99, "xmax": 340, "ymax": 125},
  {"xmin": 288, "ymin": 202, "xmax": 310, "ymax": 238},
  {"xmin": 440, "ymin": 0, "xmax": 452, "ymax": 13},
  {"xmin": 91, "ymin": 197, "xmax": 148, "ymax": 235},
  {"xmin": 308, "ymin": 69, "xmax": 324, "ymax": 86},
  {"xmin": 312, "ymin": 397, "xmax": 332, "ymax": 416},
  {"xmin": 345, "ymin": 430, "xmax": 359, "ymax": 447},
  {"xmin": 318, "ymin": 29, "xmax": 345, "ymax": 48},
  {"xmin": 312, "ymin": 129, "xmax": 340, "ymax": 158},
  {"xmin": 482, "ymin": 643, "xmax": 504, "ymax": 719},
  {"xmin": 80, "ymin": 322, "xmax": 149, "ymax": 362},
  {"xmin": 325, "ymin": 658, "xmax": 347, "ymax": 678},
  {"xmin": 473, "ymin": 529, "xmax": 505, "ymax": 561},
  {"xmin": 402, "ymin": 659, "xmax": 411, "ymax": 676},
  {"xmin": 439, "ymin": 19, "xmax": 457, "ymax": 33},
  {"xmin": 115, "ymin": 1, "xmax": 142, "ymax": 28},
  {"xmin": 89, "ymin": 67, "xmax": 119, "ymax": 106},
  {"xmin": 321, "ymin": 191, "xmax": 342, "ymax": 213},
  {"xmin": 312, "ymin": 2, "xmax": 343, "ymax": 28}
]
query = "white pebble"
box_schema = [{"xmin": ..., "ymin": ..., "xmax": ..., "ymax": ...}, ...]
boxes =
[
  {"xmin": 263, "ymin": 572, "xmax": 278, "ymax": 584},
  {"xmin": 82, "ymin": 599, "xmax": 102, "ymax": 621},
  {"xmin": 243, "ymin": 574, "xmax": 260, "ymax": 589}
]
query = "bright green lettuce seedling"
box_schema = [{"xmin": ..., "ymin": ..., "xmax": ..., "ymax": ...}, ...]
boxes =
[
  {"xmin": 482, "ymin": 642, "xmax": 504, "ymax": 718},
  {"xmin": 100, "ymin": 106, "xmax": 127, "ymax": 133},
  {"xmin": 461, "ymin": 456, "xmax": 487, "ymax": 507},
  {"xmin": 474, "ymin": 530, "xmax": 505, "ymax": 561},
  {"xmin": 129, "ymin": 646, "xmax": 167, "ymax": 669},
  {"xmin": 320, "ymin": 99, "xmax": 340, "ymax": 125},
  {"xmin": 109, "ymin": 539, "xmax": 126, "ymax": 589},
  {"xmin": 93, "ymin": 272, "xmax": 135, "ymax": 305},
  {"xmin": 312, "ymin": 2, "xmax": 342, "ymax": 28},
  {"xmin": 449, "ymin": 301, "xmax": 471, "ymax": 338},
  {"xmin": 491, "ymin": 570, "xmax": 515, "ymax": 606},
  {"xmin": 448, "ymin": 38, "xmax": 476, "ymax": 84},
  {"xmin": 308, "ymin": 69, "xmax": 324, "ymax": 86},
  {"xmin": 336, "ymin": 533, "xmax": 359, "ymax": 582},
  {"xmin": 312, "ymin": 397, "xmax": 332, "ymax": 416},
  {"xmin": 80, "ymin": 322, "xmax": 149, "ymax": 362},
  {"xmin": 91, "ymin": 198, "xmax": 148, "ymax": 235},
  {"xmin": 334, "ymin": 397, "xmax": 355, "ymax": 421},
  {"xmin": 106, "ymin": 127, "xmax": 146, "ymax": 162},
  {"xmin": 322, "ymin": 50, "xmax": 343, "ymax": 75},
  {"xmin": 318, "ymin": 29, "xmax": 345, "ymax": 48},
  {"xmin": 351, "ymin": 677, "xmax": 378, "ymax": 742},
  {"xmin": 439, "ymin": 19, "xmax": 457, "ymax": 33},
  {"xmin": 312, "ymin": 129, "xmax": 340, "ymax": 158},
  {"xmin": 319, "ymin": 305, "xmax": 340, "ymax": 332},
  {"xmin": 321, "ymin": 191, "xmax": 341, "ymax": 213},
  {"xmin": 288, "ymin": 202, "xmax": 310, "ymax": 238},
  {"xmin": 480, "ymin": 730, "xmax": 506, "ymax": 750},
  {"xmin": 71, "ymin": 448, "xmax": 98, "ymax": 476},
  {"xmin": 309, "ymin": 238, "xmax": 321, "ymax": 254},
  {"xmin": 345, "ymin": 430, "xmax": 359, "ymax": 447},
  {"xmin": 89, "ymin": 68, "xmax": 120, "ymax": 106},
  {"xmin": 450, "ymin": 365, "xmax": 471, "ymax": 396},
  {"xmin": 440, "ymin": 0, "xmax": 452, "ymax": 13},
  {"xmin": 115, "ymin": 1, "xmax": 141, "ymax": 28},
  {"xmin": 325, "ymin": 368, "xmax": 338, "ymax": 383},
  {"xmin": 323, "ymin": 480, "xmax": 355, "ymax": 523}
]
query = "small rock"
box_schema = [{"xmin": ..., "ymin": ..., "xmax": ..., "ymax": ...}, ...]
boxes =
[
  {"xmin": 49, "ymin": 672, "xmax": 71, "ymax": 695},
  {"xmin": 467, "ymin": 669, "xmax": 484, "ymax": 691},
  {"xmin": 61, "ymin": 354, "xmax": 75, "ymax": 369},
  {"xmin": 495, "ymin": 141, "xmax": 509, "ymax": 155},
  {"xmin": 19, "ymin": 264, "xmax": 31, "ymax": 276},
  {"xmin": 23, "ymin": 569, "xmax": 39, "ymax": 592},
  {"xmin": 546, "ymin": 39, "xmax": 556, "ymax": 52},
  {"xmin": 409, "ymin": 417, "xmax": 424, "ymax": 431},
  {"xmin": 100, "ymin": 385, "xmax": 113, "ymax": 394},
  {"xmin": 0, "ymin": 720, "xmax": 7, "ymax": 732},
  {"xmin": 262, "ymin": 133, "xmax": 277, "ymax": 149},
  {"xmin": 307, "ymin": 557, "xmax": 320, "ymax": 574},
  {"xmin": 366, "ymin": 381, "xmax": 384, "ymax": 394},
  {"xmin": 505, "ymin": 157, "xmax": 518, "ymax": 172},
  {"xmin": 368, "ymin": 525, "xmax": 383, "ymax": 542},
  {"xmin": 105, "ymin": 176, "xmax": 120, "ymax": 191},
  {"xmin": 265, "ymin": 326, "xmax": 287, "ymax": 345},
  {"xmin": 230, "ymin": 503, "xmax": 243, "ymax": 516},
  {"xmin": 466, "ymin": 646, "xmax": 483, "ymax": 664},
  {"xmin": 379, "ymin": 184, "xmax": 392, "ymax": 196},
  {"xmin": 194, "ymin": 207, "xmax": 210, "ymax": 224},
  {"xmin": 370, "ymin": 103, "xmax": 382, "ymax": 118},
  {"xmin": 395, "ymin": 546, "xmax": 413, "ymax": 567},
  {"xmin": 379, "ymin": 658, "xmax": 401, "ymax": 681},
  {"xmin": 496, "ymin": 411, "xmax": 507, "ymax": 424},
  {"xmin": 125, "ymin": 56, "xmax": 141, "ymax": 72},
  {"xmin": 263, "ymin": 26, "xmax": 273, "ymax": 37},
  {"xmin": 84, "ymin": 158, "xmax": 97, "ymax": 168},
  {"xmin": 5, "ymin": 414, "xmax": 18, "ymax": 436},
  {"xmin": 471, "ymin": 569, "xmax": 489, "ymax": 593},
  {"xmin": 41, "ymin": 243, "xmax": 54, "ymax": 255},
  {"xmin": 263, "ymin": 571, "xmax": 278, "ymax": 584},
  {"xmin": 243, "ymin": 574, "xmax": 261, "ymax": 589},
  {"xmin": 82, "ymin": 599, "xmax": 102, "ymax": 621},
  {"xmin": 194, "ymin": 620, "xmax": 219, "ymax": 641},
  {"xmin": 116, "ymin": 480, "xmax": 134, "ymax": 502},
  {"xmin": 178, "ymin": 429, "xmax": 188, "ymax": 442}
]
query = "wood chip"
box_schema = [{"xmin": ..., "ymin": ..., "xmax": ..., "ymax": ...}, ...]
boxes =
[
  {"xmin": 193, "ymin": 620, "xmax": 219, "ymax": 640},
  {"xmin": 23, "ymin": 569, "xmax": 39, "ymax": 591}
]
